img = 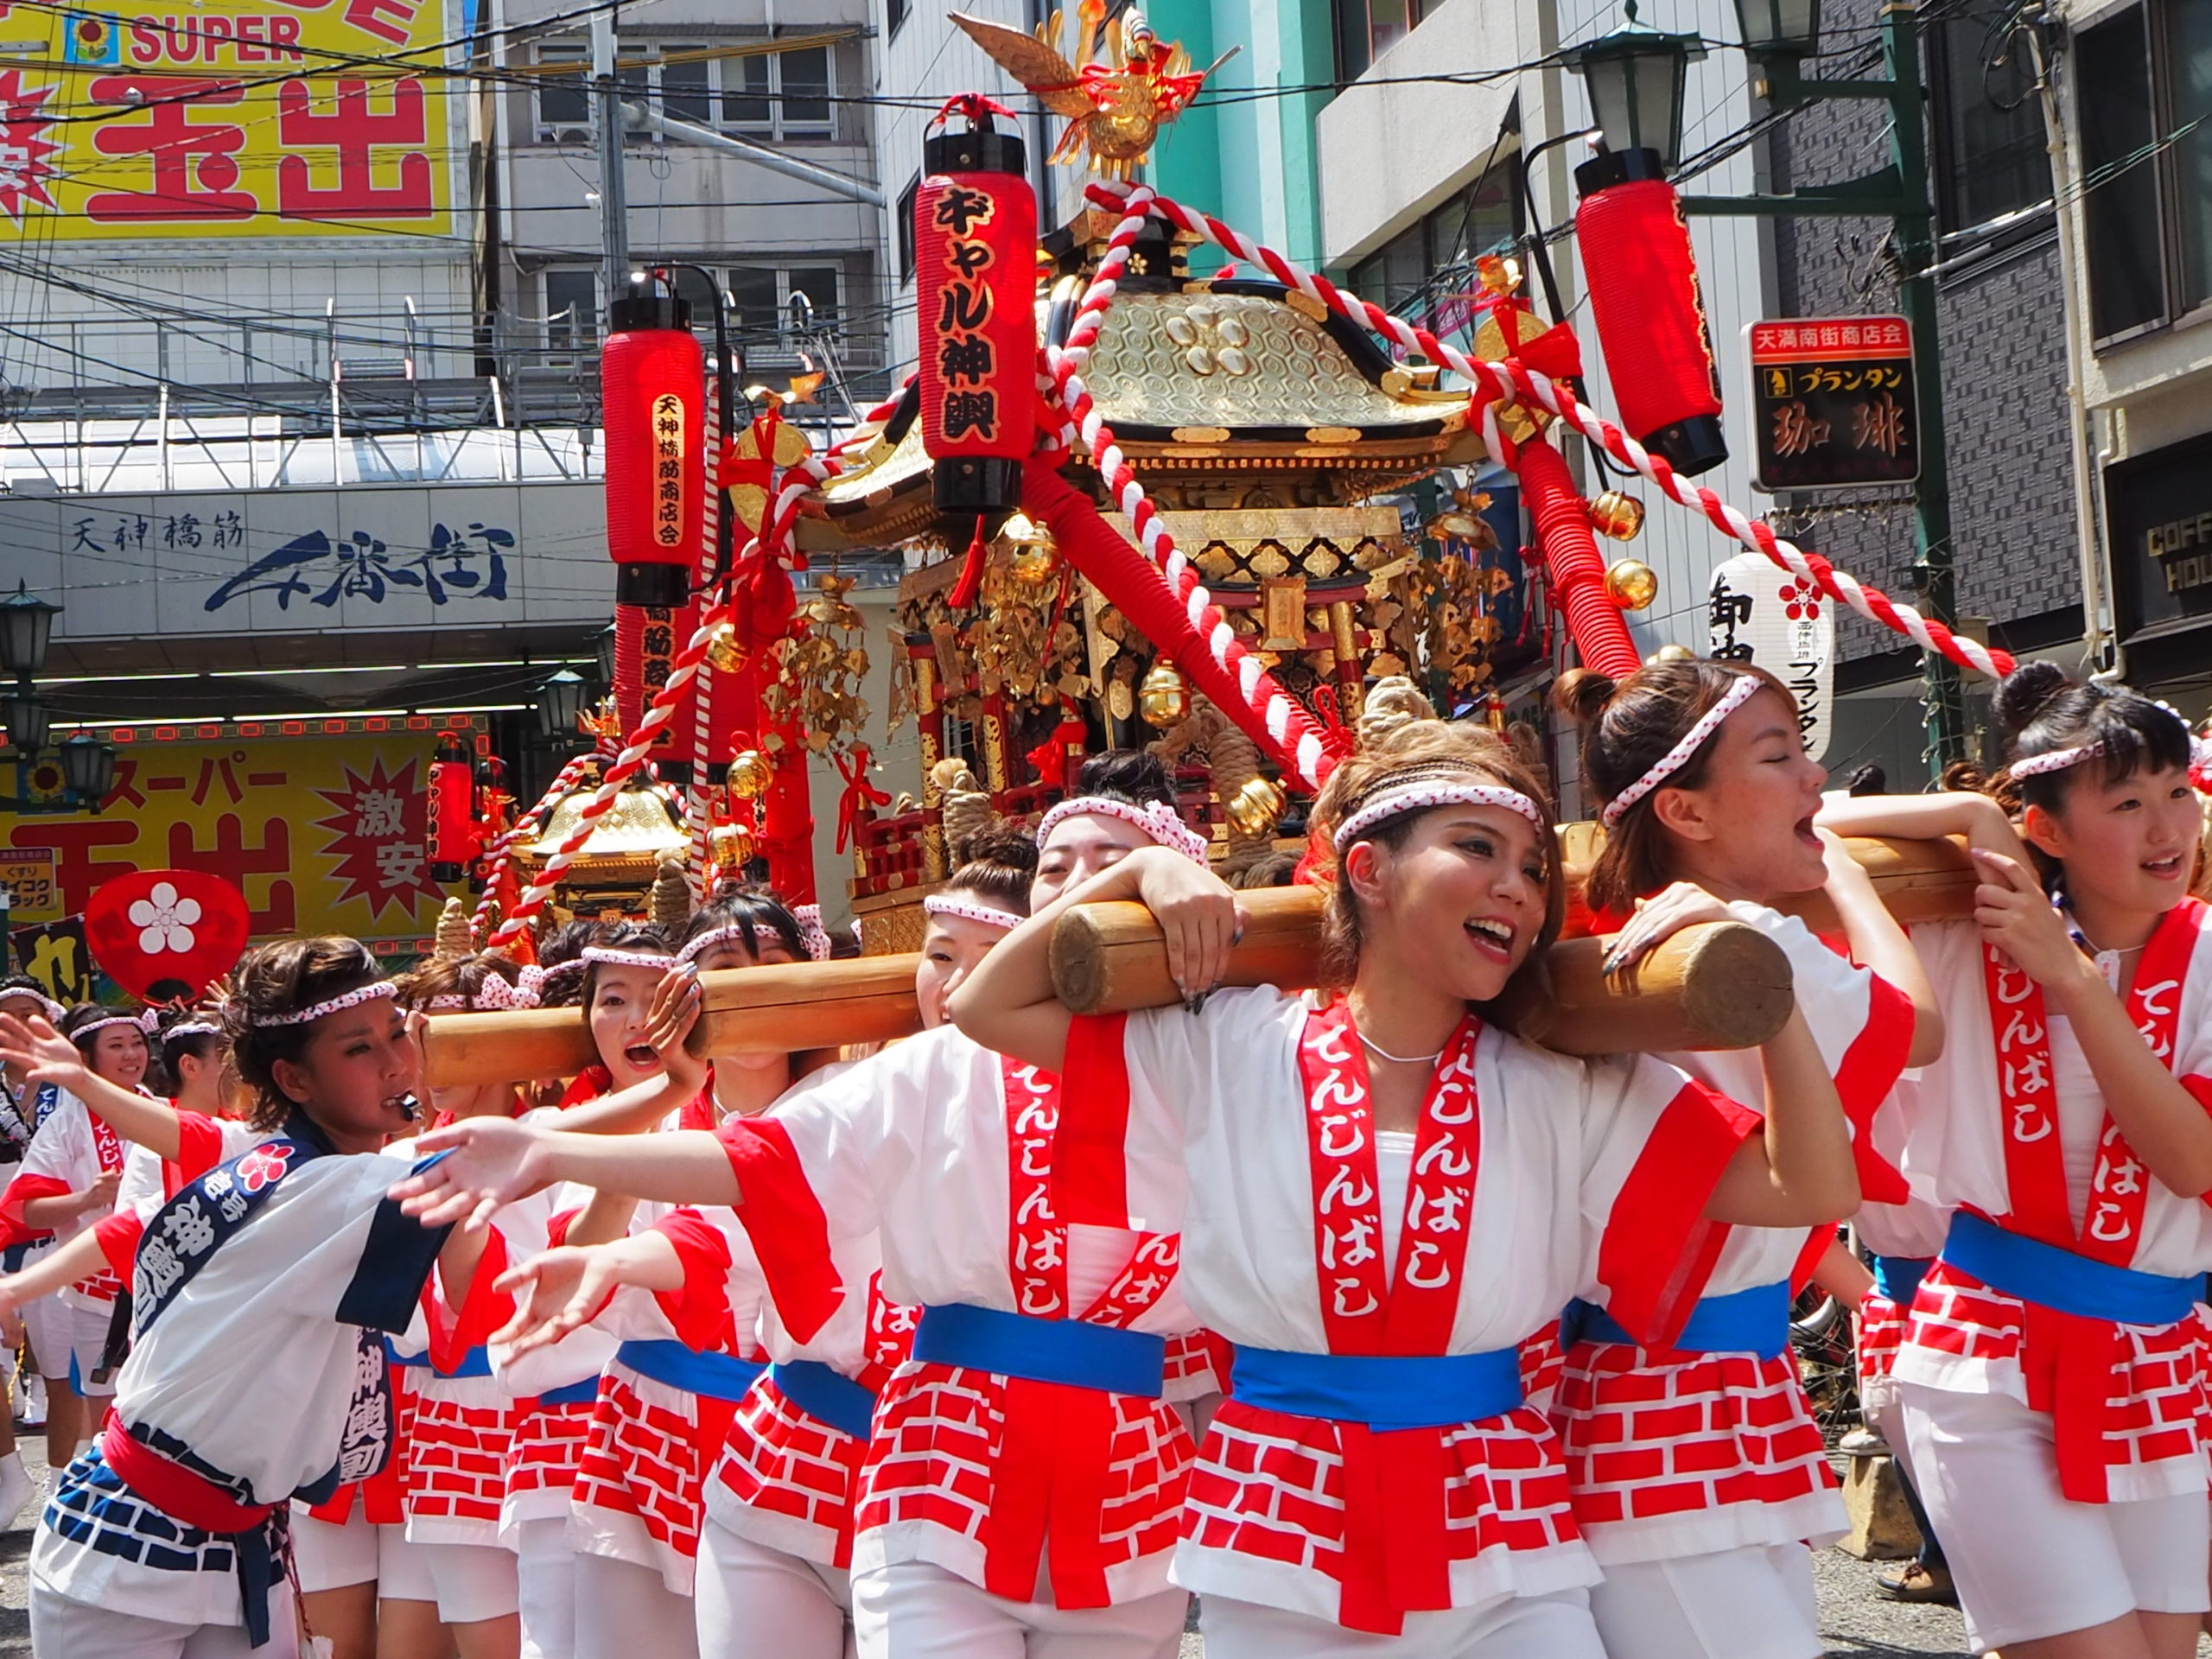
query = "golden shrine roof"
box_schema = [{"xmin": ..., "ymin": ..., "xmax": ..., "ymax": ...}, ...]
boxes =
[{"xmin": 792, "ymin": 277, "xmax": 1480, "ymax": 553}]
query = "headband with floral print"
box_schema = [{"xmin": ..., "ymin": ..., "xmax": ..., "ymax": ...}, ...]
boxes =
[
  {"xmin": 1599, "ymin": 672, "xmax": 1764, "ymax": 830},
  {"xmin": 1036, "ymin": 795, "xmax": 1211, "ymax": 866}
]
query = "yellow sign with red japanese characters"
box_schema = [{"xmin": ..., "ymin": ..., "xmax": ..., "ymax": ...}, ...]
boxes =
[
  {"xmin": 0, "ymin": 0, "xmax": 455, "ymax": 240},
  {"xmin": 1, "ymin": 717, "xmax": 481, "ymax": 945}
]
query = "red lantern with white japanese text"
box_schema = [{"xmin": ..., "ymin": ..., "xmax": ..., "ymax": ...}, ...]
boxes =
[
  {"xmin": 916, "ymin": 98, "xmax": 1037, "ymax": 607},
  {"xmin": 1573, "ymin": 148, "xmax": 1726, "ymax": 476},
  {"xmin": 601, "ymin": 273, "xmax": 704, "ymax": 610},
  {"xmin": 429, "ymin": 732, "xmax": 475, "ymax": 881}
]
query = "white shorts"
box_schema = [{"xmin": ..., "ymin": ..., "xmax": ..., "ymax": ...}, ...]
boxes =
[
  {"xmin": 1898, "ymin": 1381, "xmax": 2210, "ymax": 1650},
  {"xmin": 696, "ymin": 1516, "xmax": 850, "ymax": 1659},
  {"xmin": 23, "ymin": 1294, "xmax": 117, "ymax": 1395},
  {"xmin": 31, "ymin": 1573, "xmax": 302, "ymax": 1657},
  {"xmin": 1587, "ymin": 1543, "xmax": 1820, "ymax": 1659},
  {"xmin": 849, "ymin": 1560, "xmax": 1186, "ymax": 1659},
  {"xmin": 573, "ymin": 1551, "xmax": 698, "ymax": 1659},
  {"xmin": 377, "ymin": 1526, "xmax": 519, "ymax": 1624},
  {"xmin": 289, "ymin": 1503, "xmax": 379, "ymax": 1593},
  {"xmin": 1199, "ymin": 1586, "xmax": 1605, "ymax": 1659}
]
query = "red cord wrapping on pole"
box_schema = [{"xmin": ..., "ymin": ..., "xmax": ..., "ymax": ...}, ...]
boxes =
[{"xmin": 1515, "ymin": 435, "xmax": 1641, "ymax": 679}]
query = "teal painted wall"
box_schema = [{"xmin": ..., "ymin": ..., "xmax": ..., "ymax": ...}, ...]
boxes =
[{"xmin": 1144, "ymin": 0, "xmax": 1330, "ymax": 270}]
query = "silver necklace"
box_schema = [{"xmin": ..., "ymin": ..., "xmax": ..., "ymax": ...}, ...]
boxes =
[{"xmin": 1360, "ymin": 1032, "xmax": 1445, "ymax": 1066}]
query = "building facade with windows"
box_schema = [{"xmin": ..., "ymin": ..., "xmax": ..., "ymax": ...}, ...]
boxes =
[
  {"xmin": 492, "ymin": 0, "xmax": 893, "ymax": 427},
  {"xmin": 2062, "ymin": 0, "xmax": 2212, "ymax": 708},
  {"xmin": 1767, "ymin": 0, "xmax": 2077, "ymax": 781}
]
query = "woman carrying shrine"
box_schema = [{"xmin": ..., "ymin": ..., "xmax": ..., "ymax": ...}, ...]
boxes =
[
  {"xmin": 1817, "ymin": 664, "xmax": 2212, "ymax": 1659},
  {"xmin": 1541, "ymin": 658, "xmax": 1936, "ymax": 1659},
  {"xmin": 946, "ymin": 717, "xmax": 1860, "ymax": 1658}
]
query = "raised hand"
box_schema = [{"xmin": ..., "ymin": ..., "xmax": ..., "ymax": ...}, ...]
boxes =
[{"xmin": 389, "ymin": 1116, "xmax": 553, "ymax": 1232}]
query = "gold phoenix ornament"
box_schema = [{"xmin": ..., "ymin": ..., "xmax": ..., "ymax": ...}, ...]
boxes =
[{"xmin": 950, "ymin": 3, "xmax": 1236, "ymax": 178}]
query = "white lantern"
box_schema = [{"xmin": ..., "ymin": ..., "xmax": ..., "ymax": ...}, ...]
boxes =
[{"xmin": 1707, "ymin": 552, "xmax": 1834, "ymax": 764}]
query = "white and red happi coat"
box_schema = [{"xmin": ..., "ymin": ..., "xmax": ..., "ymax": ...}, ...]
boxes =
[
  {"xmin": 661, "ymin": 1201, "xmax": 918, "ymax": 1571},
  {"xmin": 1, "ymin": 1089, "xmax": 132, "ymax": 1304},
  {"xmin": 1057, "ymin": 986, "xmax": 1763, "ymax": 1635},
  {"xmin": 1554, "ymin": 904, "xmax": 1916, "ymax": 1563},
  {"xmin": 1850, "ymin": 1077, "xmax": 1952, "ymax": 1409},
  {"xmin": 1895, "ymin": 906, "xmax": 2212, "ymax": 1503},
  {"xmin": 93, "ymin": 1111, "xmax": 262, "ymax": 1280},
  {"xmin": 713, "ymin": 1026, "xmax": 1200, "ymax": 1610}
]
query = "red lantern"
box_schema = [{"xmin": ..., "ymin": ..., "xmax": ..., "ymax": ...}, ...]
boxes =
[
  {"xmin": 1573, "ymin": 149, "xmax": 1726, "ymax": 477},
  {"xmin": 601, "ymin": 275, "xmax": 704, "ymax": 610},
  {"xmin": 916, "ymin": 97, "xmax": 1037, "ymax": 604},
  {"xmin": 429, "ymin": 733, "xmax": 475, "ymax": 880},
  {"xmin": 613, "ymin": 592, "xmax": 700, "ymax": 768}
]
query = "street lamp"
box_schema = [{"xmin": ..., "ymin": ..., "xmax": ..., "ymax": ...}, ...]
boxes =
[
  {"xmin": 59, "ymin": 730, "xmax": 115, "ymax": 804},
  {"xmin": 1560, "ymin": 2, "xmax": 1707, "ymax": 170},
  {"xmin": 537, "ymin": 669, "xmax": 589, "ymax": 742},
  {"xmin": 1732, "ymin": 0, "xmax": 1821, "ymax": 60},
  {"xmin": 595, "ymin": 624, "xmax": 618, "ymax": 693},
  {"xmin": 4, "ymin": 690, "xmax": 48, "ymax": 755},
  {"xmin": 0, "ymin": 582, "xmax": 58, "ymax": 677}
]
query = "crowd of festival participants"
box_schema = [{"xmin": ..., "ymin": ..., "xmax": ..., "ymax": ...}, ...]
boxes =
[{"xmin": 2, "ymin": 654, "xmax": 2210, "ymax": 1659}]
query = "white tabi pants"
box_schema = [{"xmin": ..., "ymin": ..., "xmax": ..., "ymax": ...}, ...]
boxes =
[
  {"xmin": 850, "ymin": 1560, "xmax": 1185, "ymax": 1659},
  {"xmin": 1899, "ymin": 1380, "xmax": 2210, "ymax": 1652},
  {"xmin": 695, "ymin": 1514, "xmax": 852, "ymax": 1659},
  {"xmin": 517, "ymin": 1515, "xmax": 578, "ymax": 1659},
  {"xmin": 378, "ymin": 1528, "xmax": 519, "ymax": 1624},
  {"xmin": 1587, "ymin": 1543, "xmax": 1821, "ymax": 1659},
  {"xmin": 30, "ymin": 1576, "xmax": 303, "ymax": 1659},
  {"xmin": 573, "ymin": 1549, "xmax": 699, "ymax": 1659}
]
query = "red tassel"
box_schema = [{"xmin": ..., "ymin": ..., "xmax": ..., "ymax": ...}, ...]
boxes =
[{"xmin": 949, "ymin": 515, "xmax": 988, "ymax": 609}]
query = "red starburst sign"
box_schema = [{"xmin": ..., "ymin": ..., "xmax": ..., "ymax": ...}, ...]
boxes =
[
  {"xmin": 313, "ymin": 754, "xmax": 444, "ymax": 922},
  {"xmin": 0, "ymin": 70, "xmax": 61, "ymax": 225}
]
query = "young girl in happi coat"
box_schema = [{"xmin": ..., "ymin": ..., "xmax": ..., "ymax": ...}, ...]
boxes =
[
  {"xmin": 556, "ymin": 906, "xmax": 797, "ymax": 1659},
  {"xmin": 491, "ymin": 833, "xmax": 1037, "ymax": 1659},
  {"xmin": 1542, "ymin": 660, "xmax": 1937, "ymax": 1659},
  {"xmin": 396, "ymin": 753, "xmax": 1227, "ymax": 1659},
  {"xmin": 1819, "ymin": 664, "xmax": 2212, "ymax": 1659},
  {"xmin": 948, "ymin": 719, "xmax": 1863, "ymax": 1659},
  {"xmin": 26, "ymin": 937, "xmax": 461, "ymax": 1659},
  {"xmin": 372, "ymin": 951, "xmax": 555, "ymax": 1659},
  {"xmin": 2, "ymin": 1001, "xmax": 156, "ymax": 1465}
]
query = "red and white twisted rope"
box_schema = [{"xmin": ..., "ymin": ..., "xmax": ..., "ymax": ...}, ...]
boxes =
[
  {"xmin": 474, "ymin": 749, "xmax": 596, "ymax": 944},
  {"xmin": 490, "ymin": 457, "xmax": 836, "ymax": 946},
  {"xmin": 1041, "ymin": 184, "xmax": 1339, "ymax": 791},
  {"xmin": 1093, "ymin": 181, "xmax": 2012, "ymax": 683},
  {"xmin": 688, "ymin": 385, "xmax": 724, "ymax": 895}
]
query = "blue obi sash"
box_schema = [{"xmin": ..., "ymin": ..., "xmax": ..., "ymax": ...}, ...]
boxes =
[
  {"xmin": 1229, "ymin": 1344, "xmax": 1523, "ymax": 1431},
  {"xmin": 770, "ymin": 1359, "xmax": 879, "ymax": 1441},
  {"xmin": 385, "ymin": 1340, "xmax": 494, "ymax": 1379},
  {"xmin": 537, "ymin": 1376, "xmax": 601, "ymax": 1408},
  {"xmin": 1942, "ymin": 1211, "xmax": 2202, "ymax": 1327},
  {"xmin": 911, "ymin": 1303, "xmax": 1166, "ymax": 1399},
  {"xmin": 1871, "ymin": 1255, "xmax": 1934, "ymax": 1306},
  {"xmin": 614, "ymin": 1339, "xmax": 766, "ymax": 1402},
  {"xmin": 1562, "ymin": 1280, "xmax": 1790, "ymax": 1360}
]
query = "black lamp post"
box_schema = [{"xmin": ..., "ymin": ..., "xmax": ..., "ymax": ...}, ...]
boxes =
[
  {"xmin": 595, "ymin": 624, "xmax": 618, "ymax": 694},
  {"xmin": 59, "ymin": 730, "xmax": 115, "ymax": 805},
  {"xmin": 537, "ymin": 669, "xmax": 589, "ymax": 743},
  {"xmin": 1560, "ymin": 2, "xmax": 1707, "ymax": 170},
  {"xmin": 3, "ymin": 690, "xmax": 48, "ymax": 756},
  {"xmin": 0, "ymin": 582, "xmax": 57, "ymax": 678},
  {"xmin": 1732, "ymin": 0, "xmax": 1821, "ymax": 60}
]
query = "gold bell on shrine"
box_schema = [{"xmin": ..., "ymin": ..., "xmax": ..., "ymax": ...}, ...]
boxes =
[
  {"xmin": 709, "ymin": 821, "xmax": 755, "ymax": 872},
  {"xmin": 1588, "ymin": 491, "xmax": 1648, "ymax": 541},
  {"xmin": 1138, "ymin": 662, "xmax": 1191, "ymax": 728},
  {"xmin": 727, "ymin": 749, "xmax": 773, "ymax": 798},
  {"xmin": 1225, "ymin": 775, "xmax": 1287, "ymax": 839},
  {"xmin": 705, "ymin": 620, "xmax": 749, "ymax": 673},
  {"xmin": 1001, "ymin": 513, "xmax": 1061, "ymax": 587},
  {"xmin": 1649, "ymin": 642, "xmax": 1698, "ymax": 664},
  {"xmin": 1604, "ymin": 559, "xmax": 1659, "ymax": 612}
]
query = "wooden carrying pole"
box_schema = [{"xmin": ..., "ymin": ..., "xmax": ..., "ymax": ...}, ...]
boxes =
[
  {"xmin": 1051, "ymin": 894, "xmax": 1792, "ymax": 1053},
  {"xmin": 420, "ymin": 955, "xmax": 923, "ymax": 1089},
  {"xmin": 418, "ymin": 833, "xmax": 1974, "ymax": 1084}
]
